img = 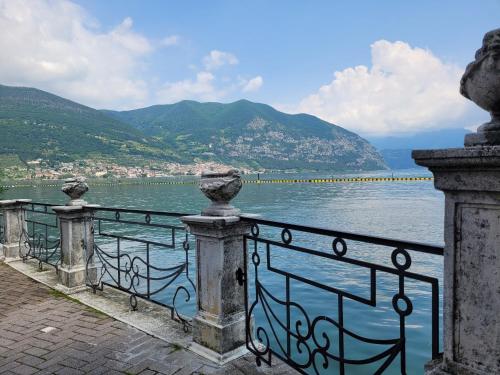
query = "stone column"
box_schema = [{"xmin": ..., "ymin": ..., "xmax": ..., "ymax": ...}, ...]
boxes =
[
  {"xmin": 53, "ymin": 177, "xmax": 96, "ymax": 293},
  {"xmin": 413, "ymin": 29, "xmax": 500, "ymax": 375},
  {"xmin": 181, "ymin": 169, "xmax": 250, "ymax": 364},
  {"xmin": 52, "ymin": 205, "xmax": 96, "ymax": 293},
  {"xmin": 0, "ymin": 199, "xmax": 31, "ymax": 261}
]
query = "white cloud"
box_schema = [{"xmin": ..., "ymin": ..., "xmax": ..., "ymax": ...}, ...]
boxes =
[
  {"xmin": 203, "ymin": 50, "xmax": 238, "ymax": 71},
  {"xmin": 0, "ymin": 0, "xmax": 152, "ymax": 109},
  {"xmin": 294, "ymin": 40, "xmax": 476, "ymax": 136},
  {"xmin": 241, "ymin": 76, "xmax": 263, "ymax": 92},
  {"xmin": 156, "ymin": 71, "xmax": 221, "ymax": 103},
  {"xmin": 161, "ymin": 35, "xmax": 179, "ymax": 47}
]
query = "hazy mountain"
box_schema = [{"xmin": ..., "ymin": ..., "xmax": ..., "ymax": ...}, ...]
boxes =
[
  {"xmin": 367, "ymin": 128, "xmax": 470, "ymax": 169},
  {"xmin": 0, "ymin": 84, "xmax": 387, "ymax": 171},
  {"xmin": 104, "ymin": 100, "xmax": 387, "ymax": 171}
]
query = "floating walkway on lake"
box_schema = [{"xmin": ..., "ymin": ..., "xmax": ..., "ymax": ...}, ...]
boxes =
[
  {"xmin": 1, "ymin": 176, "xmax": 433, "ymax": 188},
  {"xmin": 243, "ymin": 176, "xmax": 433, "ymax": 184}
]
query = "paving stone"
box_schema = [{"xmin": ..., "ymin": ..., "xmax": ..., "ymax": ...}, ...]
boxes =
[{"xmin": 0, "ymin": 264, "xmax": 286, "ymax": 375}]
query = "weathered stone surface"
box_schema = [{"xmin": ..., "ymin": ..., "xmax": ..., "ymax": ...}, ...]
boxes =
[
  {"xmin": 52, "ymin": 205, "xmax": 96, "ymax": 292},
  {"xmin": 460, "ymin": 28, "xmax": 500, "ymax": 145},
  {"xmin": 199, "ymin": 170, "xmax": 242, "ymax": 217},
  {"xmin": 181, "ymin": 215, "xmax": 251, "ymax": 364},
  {"xmin": 62, "ymin": 176, "xmax": 89, "ymax": 206},
  {"xmin": 0, "ymin": 199, "xmax": 31, "ymax": 260},
  {"xmin": 414, "ymin": 148, "xmax": 500, "ymax": 374}
]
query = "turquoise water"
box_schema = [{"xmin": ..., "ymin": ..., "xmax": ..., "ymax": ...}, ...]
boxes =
[{"xmin": 2, "ymin": 169, "xmax": 443, "ymax": 374}]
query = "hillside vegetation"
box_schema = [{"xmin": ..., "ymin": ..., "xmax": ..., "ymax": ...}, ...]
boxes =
[{"xmin": 0, "ymin": 84, "xmax": 386, "ymax": 171}]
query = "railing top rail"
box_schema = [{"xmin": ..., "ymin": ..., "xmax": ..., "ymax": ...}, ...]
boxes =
[
  {"xmin": 28, "ymin": 202, "xmax": 55, "ymax": 207},
  {"xmin": 91, "ymin": 206, "xmax": 193, "ymax": 218},
  {"xmin": 29, "ymin": 202, "xmax": 193, "ymax": 218},
  {"xmin": 240, "ymin": 215, "xmax": 444, "ymax": 255}
]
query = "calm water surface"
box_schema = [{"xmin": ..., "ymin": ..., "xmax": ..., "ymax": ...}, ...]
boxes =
[{"xmin": 2, "ymin": 169, "xmax": 443, "ymax": 374}]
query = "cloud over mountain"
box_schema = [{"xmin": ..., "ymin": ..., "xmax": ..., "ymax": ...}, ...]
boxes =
[
  {"xmin": 294, "ymin": 40, "xmax": 480, "ymax": 136},
  {"xmin": 0, "ymin": 0, "xmax": 153, "ymax": 109}
]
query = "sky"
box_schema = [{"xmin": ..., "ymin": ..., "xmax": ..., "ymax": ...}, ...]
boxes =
[{"xmin": 0, "ymin": 0, "xmax": 498, "ymax": 136}]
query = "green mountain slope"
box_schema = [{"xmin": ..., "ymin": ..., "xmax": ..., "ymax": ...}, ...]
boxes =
[
  {"xmin": 0, "ymin": 84, "xmax": 386, "ymax": 171},
  {"xmin": 105, "ymin": 100, "xmax": 387, "ymax": 171},
  {"xmin": 0, "ymin": 84, "xmax": 177, "ymax": 162}
]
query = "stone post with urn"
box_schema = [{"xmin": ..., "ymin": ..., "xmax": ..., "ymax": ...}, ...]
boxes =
[
  {"xmin": 413, "ymin": 28, "xmax": 500, "ymax": 375},
  {"xmin": 181, "ymin": 169, "xmax": 253, "ymax": 364},
  {"xmin": 53, "ymin": 177, "xmax": 97, "ymax": 293}
]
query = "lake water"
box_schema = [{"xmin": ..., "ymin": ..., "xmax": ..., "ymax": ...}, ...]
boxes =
[{"xmin": 2, "ymin": 169, "xmax": 444, "ymax": 374}]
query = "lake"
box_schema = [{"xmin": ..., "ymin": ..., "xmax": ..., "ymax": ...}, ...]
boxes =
[{"xmin": 1, "ymin": 168, "xmax": 444, "ymax": 374}]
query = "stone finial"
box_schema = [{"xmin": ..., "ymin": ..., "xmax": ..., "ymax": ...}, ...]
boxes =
[
  {"xmin": 461, "ymin": 28, "xmax": 500, "ymax": 146},
  {"xmin": 199, "ymin": 169, "xmax": 242, "ymax": 216},
  {"xmin": 62, "ymin": 177, "xmax": 88, "ymax": 206}
]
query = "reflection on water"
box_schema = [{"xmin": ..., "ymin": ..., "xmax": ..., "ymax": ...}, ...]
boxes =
[{"xmin": 2, "ymin": 169, "xmax": 443, "ymax": 374}]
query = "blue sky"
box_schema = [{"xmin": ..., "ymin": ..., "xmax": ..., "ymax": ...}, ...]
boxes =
[{"xmin": 0, "ymin": 0, "xmax": 498, "ymax": 135}]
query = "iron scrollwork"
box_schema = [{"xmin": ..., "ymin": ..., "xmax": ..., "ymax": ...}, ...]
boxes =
[
  {"xmin": 19, "ymin": 203, "xmax": 61, "ymax": 271},
  {"xmin": 85, "ymin": 207, "xmax": 196, "ymax": 331},
  {"xmin": 241, "ymin": 217, "xmax": 443, "ymax": 374}
]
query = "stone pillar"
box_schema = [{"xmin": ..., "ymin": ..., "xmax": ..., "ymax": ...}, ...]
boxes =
[
  {"xmin": 414, "ymin": 149, "xmax": 500, "ymax": 374},
  {"xmin": 52, "ymin": 205, "xmax": 97, "ymax": 293},
  {"xmin": 181, "ymin": 169, "xmax": 250, "ymax": 364},
  {"xmin": 182, "ymin": 215, "xmax": 250, "ymax": 364},
  {"xmin": 413, "ymin": 29, "xmax": 500, "ymax": 375},
  {"xmin": 0, "ymin": 199, "xmax": 31, "ymax": 260},
  {"xmin": 53, "ymin": 177, "xmax": 96, "ymax": 293}
]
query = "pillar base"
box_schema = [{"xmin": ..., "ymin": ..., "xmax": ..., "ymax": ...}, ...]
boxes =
[
  {"xmin": 188, "ymin": 342, "xmax": 248, "ymax": 366},
  {"xmin": 1, "ymin": 243, "xmax": 21, "ymax": 261},
  {"xmin": 192, "ymin": 311, "xmax": 247, "ymax": 355},
  {"xmin": 425, "ymin": 358, "xmax": 490, "ymax": 375},
  {"xmin": 58, "ymin": 265, "xmax": 94, "ymax": 290}
]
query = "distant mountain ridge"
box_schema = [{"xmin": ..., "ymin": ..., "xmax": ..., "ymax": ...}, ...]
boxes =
[
  {"xmin": 104, "ymin": 100, "xmax": 386, "ymax": 170},
  {"xmin": 0, "ymin": 84, "xmax": 387, "ymax": 171},
  {"xmin": 367, "ymin": 128, "xmax": 470, "ymax": 169},
  {"xmin": 0, "ymin": 84, "xmax": 175, "ymax": 162}
]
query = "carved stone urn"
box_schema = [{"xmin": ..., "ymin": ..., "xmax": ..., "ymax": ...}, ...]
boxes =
[
  {"xmin": 199, "ymin": 169, "xmax": 242, "ymax": 216},
  {"xmin": 62, "ymin": 177, "xmax": 89, "ymax": 206},
  {"xmin": 461, "ymin": 28, "xmax": 500, "ymax": 146}
]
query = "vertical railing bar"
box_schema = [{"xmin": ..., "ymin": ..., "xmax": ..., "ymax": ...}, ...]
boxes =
[
  {"xmin": 370, "ymin": 268, "xmax": 376, "ymax": 304},
  {"xmin": 339, "ymin": 294, "xmax": 345, "ymax": 375},
  {"xmin": 147, "ymin": 242, "xmax": 150, "ymax": 298},
  {"xmin": 243, "ymin": 237, "xmax": 250, "ymax": 350},
  {"xmin": 399, "ymin": 274, "xmax": 406, "ymax": 374},
  {"xmin": 286, "ymin": 275, "xmax": 291, "ymax": 359},
  {"xmin": 432, "ymin": 280, "xmax": 439, "ymax": 358},
  {"xmin": 117, "ymin": 237, "xmax": 121, "ymax": 287}
]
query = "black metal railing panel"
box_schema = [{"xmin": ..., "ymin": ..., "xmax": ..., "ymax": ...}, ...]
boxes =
[
  {"xmin": 240, "ymin": 216, "xmax": 443, "ymax": 375},
  {"xmin": 85, "ymin": 207, "xmax": 196, "ymax": 330},
  {"xmin": 20, "ymin": 202, "xmax": 61, "ymax": 270}
]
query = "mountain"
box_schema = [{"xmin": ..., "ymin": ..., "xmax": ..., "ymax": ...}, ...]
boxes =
[
  {"xmin": 0, "ymin": 84, "xmax": 386, "ymax": 171},
  {"xmin": 367, "ymin": 128, "xmax": 470, "ymax": 169},
  {"xmin": 104, "ymin": 100, "xmax": 386, "ymax": 171},
  {"xmin": 0, "ymin": 84, "xmax": 176, "ymax": 163}
]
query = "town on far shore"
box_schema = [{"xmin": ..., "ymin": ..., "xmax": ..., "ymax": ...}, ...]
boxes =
[{"xmin": 1, "ymin": 157, "xmax": 257, "ymax": 181}]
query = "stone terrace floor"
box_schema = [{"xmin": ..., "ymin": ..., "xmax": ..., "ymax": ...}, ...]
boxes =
[{"xmin": 0, "ymin": 263, "xmax": 289, "ymax": 375}]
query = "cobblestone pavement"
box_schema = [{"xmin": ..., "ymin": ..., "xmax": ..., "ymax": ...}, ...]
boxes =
[{"xmin": 0, "ymin": 264, "xmax": 288, "ymax": 375}]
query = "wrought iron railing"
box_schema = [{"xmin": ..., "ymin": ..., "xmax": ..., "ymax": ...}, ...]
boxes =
[
  {"xmin": 20, "ymin": 202, "xmax": 61, "ymax": 271},
  {"xmin": 239, "ymin": 216, "xmax": 443, "ymax": 375},
  {"xmin": 85, "ymin": 206, "xmax": 196, "ymax": 330}
]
